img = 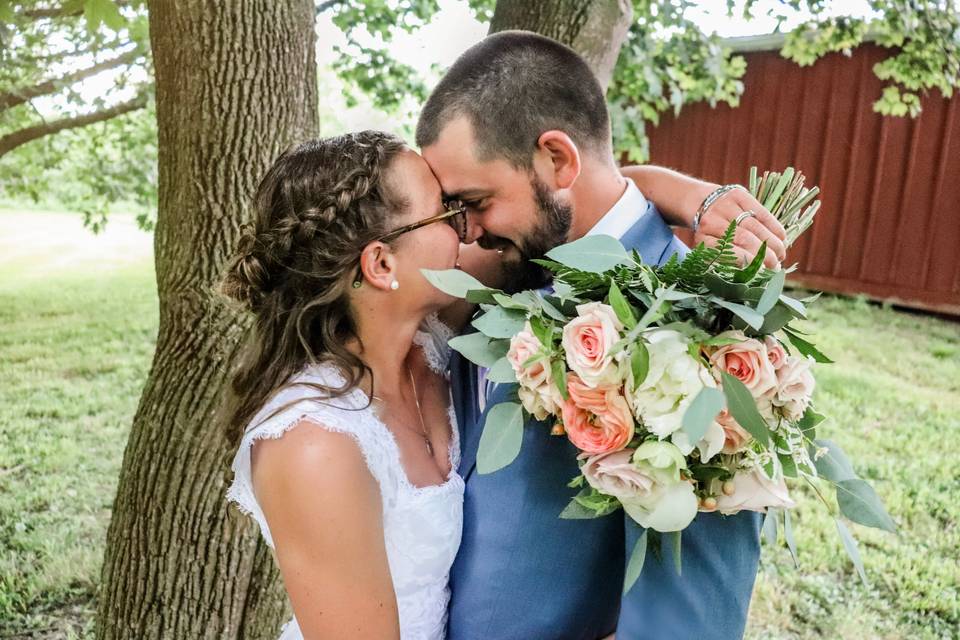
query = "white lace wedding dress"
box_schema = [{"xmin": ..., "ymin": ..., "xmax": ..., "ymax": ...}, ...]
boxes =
[{"xmin": 226, "ymin": 315, "xmax": 464, "ymax": 640}]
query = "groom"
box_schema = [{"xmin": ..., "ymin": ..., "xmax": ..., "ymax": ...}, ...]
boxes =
[{"xmin": 417, "ymin": 32, "xmax": 785, "ymax": 639}]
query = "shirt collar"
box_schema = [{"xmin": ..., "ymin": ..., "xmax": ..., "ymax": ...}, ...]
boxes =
[{"xmin": 584, "ymin": 177, "xmax": 649, "ymax": 240}]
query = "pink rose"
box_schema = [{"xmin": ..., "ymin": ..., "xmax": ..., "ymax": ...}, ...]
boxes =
[
  {"xmin": 709, "ymin": 330, "xmax": 778, "ymax": 397},
  {"xmin": 561, "ymin": 302, "xmax": 624, "ymax": 387},
  {"xmin": 579, "ymin": 449, "xmax": 656, "ymax": 500},
  {"xmin": 716, "ymin": 408, "xmax": 753, "ymax": 454},
  {"xmin": 714, "ymin": 466, "xmax": 796, "ymax": 515},
  {"xmin": 773, "ymin": 355, "xmax": 815, "ymax": 421},
  {"xmin": 562, "ymin": 374, "xmax": 634, "ymax": 454},
  {"xmin": 508, "ymin": 323, "xmax": 550, "ymax": 388},
  {"xmin": 764, "ymin": 336, "xmax": 788, "ymax": 371}
]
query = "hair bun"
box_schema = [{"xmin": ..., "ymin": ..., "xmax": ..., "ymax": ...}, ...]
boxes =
[{"xmin": 220, "ymin": 248, "xmax": 270, "ymax": 311}]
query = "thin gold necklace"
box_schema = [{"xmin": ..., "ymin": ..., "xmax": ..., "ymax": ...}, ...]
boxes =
[{"xmin": 372, "ymin": 366, "xmax": 433, "ymax": 457}]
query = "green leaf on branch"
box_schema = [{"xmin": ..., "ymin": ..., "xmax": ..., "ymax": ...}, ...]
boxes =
[
  {"xmin": 623, "ymin": 529, "xmax": 649, "ymax": 595},
  {"xmin": 681, "ymin": 386, "xmax": 725, "ymax": 443},
  {"xmin": 835, "ymin": 519, "xmax": 869, "ymax": 586},
  {"xmin": 714, "ymin": 298, "xmax": 765, "ymax": 330},
  {"xmin": 553, "ymin": 359, "xmax": 569, "ymax": 400},
  {"xmin": 485, "ymin": 357, "xmax": 518, "ymax": 384},
  {"xmin": 448, "ymin": 333, "xmax": 508, "ymax": 368},
  {"xmin": 836, "ymin": 479, "xmax": 897, "ymax": 533},
  {"xmin": 720, "ymin": 372, "xmax": 770, "ymax": 447},
  {"xmin": 630, "ymin": 340, "xmax": 650, "ymax": 388},
  {"xmin": 756, "ymin": 270, "xmax": 786, "ymax": 315},
  {"xmin": 812, "ymin": 438, "xmax": 857, "ymax": 483},
  {"xmin": 608, "ymin": 281, "xmax": 637, "ymax": 329},
  {"xmin": 783, "ymin": 509, "xmax": 799, "ymax": 567},
  {"xmin": 421, "ymin": 268, "xmax": 496, "ymax": 300},
  {"xmin": 477, "ymin": 402, "xmax": 524, "ymax": 474},
  {"xmin": 545, "ymin": 235, "xmax": 631, "ymax": 273},
  {"xmin": 783, "ymin": 328, "xmax": 834, "ymax": 363},
  {"xmin": 472, "ymin": 306, "xmax": 527, "ymax": 339},
  {"xmin": 798, "ymin": 406, "xmax": 826, "ymax": 441}
]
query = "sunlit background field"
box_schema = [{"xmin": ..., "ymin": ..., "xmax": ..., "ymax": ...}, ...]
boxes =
[{"xmin": 1, "ymin": 207, "xmax": 957, "ymax": 639}]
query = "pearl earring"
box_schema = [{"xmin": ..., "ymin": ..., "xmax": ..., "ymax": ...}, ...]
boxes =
[{"xmin": 390, "ymin": 280, "xmax": 399, "ymax": 291}]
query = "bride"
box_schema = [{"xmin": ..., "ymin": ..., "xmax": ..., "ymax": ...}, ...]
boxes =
[{"xmin": 221, "ymin": 130, "xmax": 478, "ymax": 639}]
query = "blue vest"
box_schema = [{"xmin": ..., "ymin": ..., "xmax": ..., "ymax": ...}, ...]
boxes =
[{"xmin": 448, "ymin": 201, "xmax": 763, "ymax": 640}]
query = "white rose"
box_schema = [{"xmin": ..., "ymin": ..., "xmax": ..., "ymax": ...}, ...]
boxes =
[{"xmin": 626, "ymin": 329, "xmax": 715, "ymax": 440}]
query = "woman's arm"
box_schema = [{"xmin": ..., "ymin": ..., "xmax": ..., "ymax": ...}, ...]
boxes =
[
  {"xmin": 252, "ymin": 420, "xmax": 400, "ymax": 639},
  {"xmin": 438, "ymin": 243, "xmax": 506, "ymax": 332},
  {"xmin": 620, "ymin": 164, "xmax": 786, "ymax": 268}
]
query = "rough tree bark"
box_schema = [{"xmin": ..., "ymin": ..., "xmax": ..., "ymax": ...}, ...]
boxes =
[
  {"xmin": 95, "ymin": 2, "xmax": 318, "ymax": 638},
  {"xmin": 489, "ymin": 0, "xmax": 633, "ymax": 91}
]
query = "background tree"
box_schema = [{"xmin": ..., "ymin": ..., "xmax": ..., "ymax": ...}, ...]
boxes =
[{"xmin": 93, "ymin": 0, "xmax": 317, "ymax": 637}]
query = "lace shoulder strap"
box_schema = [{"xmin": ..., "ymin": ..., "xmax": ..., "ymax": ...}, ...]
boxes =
[
  {"xmin": 414, "ymin": 312, "xmax": 455, "ymax": 376},
  {"xmin": 225, "ymin": 364, "xmax": 402, "ymax": 548}
]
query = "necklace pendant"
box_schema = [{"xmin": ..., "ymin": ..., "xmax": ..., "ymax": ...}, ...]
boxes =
[{"xmin": 425, "ymin": 437, "xmax": 434, "ymax": 457}]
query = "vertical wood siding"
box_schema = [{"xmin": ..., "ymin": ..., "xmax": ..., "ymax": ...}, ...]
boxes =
[{"xmin": 647, "ymin": 44, "xmax": 960, "ymax": 316}]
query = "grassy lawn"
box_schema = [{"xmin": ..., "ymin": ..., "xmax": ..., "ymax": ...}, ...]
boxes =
[{"xmin": 0, "ymin": 207, "xmax": 958, "ymax": 638}]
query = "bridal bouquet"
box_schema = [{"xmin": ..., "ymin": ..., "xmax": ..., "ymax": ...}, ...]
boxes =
[{"xmin": 424, "ymin": 168, "xmax": 894, "ymax": 591}]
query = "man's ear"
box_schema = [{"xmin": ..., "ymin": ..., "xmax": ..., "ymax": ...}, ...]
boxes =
[
  {"xmin": 534, "ymin": 130, "xmax": 581, "ymax": 190},
  {"xmin": 357, "ymin": 242, "xmax": 398, "ymax": 291}
]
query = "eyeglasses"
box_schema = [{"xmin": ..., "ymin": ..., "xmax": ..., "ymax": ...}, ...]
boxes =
[
  {"xmin": 377, "ymin": 199, "xmax": 468, "ymax": 243},
  {"xmin": 352, "ymin": 200, "xmax": 468, "ymax": 288}
]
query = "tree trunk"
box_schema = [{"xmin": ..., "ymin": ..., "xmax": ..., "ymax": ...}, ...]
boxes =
[
  {"xmin": 489, "ymin": 0, "xmax": 633, "ymax": 91},
  {"xmin": 95, "ymin": 2, "xmax": 317, "ymax": 638}
]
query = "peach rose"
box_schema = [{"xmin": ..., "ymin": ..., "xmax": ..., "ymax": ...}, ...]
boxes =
[
  {"xmin": 772, "ymin": 355, "xmax": 815, "ymax": 421},
  {"xmin": 764, "ymin": 336, "xmax": 788, "ymax": 371},
  {"xmin": 562, "ymin": 374, "xmax": 634, "ymax": 454},
  {"xmin": 561, "ymin": 302, "xmax": 624, "ymax": 387},
  {"xmin": 716, "ymin": 408, "xmax": 753, "ymax": 454},
  {"xmin": 708, "ymin": 330, "xmax": 778, "ymax": 397}
]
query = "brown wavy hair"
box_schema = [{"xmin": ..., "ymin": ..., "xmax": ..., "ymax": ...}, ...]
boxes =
[{"xmin": 218, "ymin": 131, "xmax": 408, "ymax": 449}]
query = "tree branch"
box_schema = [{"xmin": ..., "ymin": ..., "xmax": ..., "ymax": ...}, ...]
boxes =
[
  {"xmin": 0, "ymin": 93, "xmax": 147, "ymax": 158},
  {"xmin": 21, "ymin": 1, "xmax": 131, "ymax": 19},
  {"xmin": 316, "ymin": 0, "xmax": 345, "ymax": 16},
  {"xmin": 0, "ymin": 48, "xmax": 141, "ymax": 113}
]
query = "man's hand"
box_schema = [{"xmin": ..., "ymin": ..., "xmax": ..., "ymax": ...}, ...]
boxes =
[
  {"xmin": 695, "ymin": 187, "xmax": 786, "ymax": 269},
  {"xmin": 619, "ymin": 166, "xmax": 787, "ymax": 269}
]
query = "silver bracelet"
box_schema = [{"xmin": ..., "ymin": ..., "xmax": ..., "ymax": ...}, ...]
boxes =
[{"xmin": 692, "ymin": 184, "xmax": 746, "ymax": 233}]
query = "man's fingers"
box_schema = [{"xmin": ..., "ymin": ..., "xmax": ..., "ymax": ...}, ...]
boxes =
[{"xmin": 739, "ymin": 215, "xmax": 787, "ymax": 262}]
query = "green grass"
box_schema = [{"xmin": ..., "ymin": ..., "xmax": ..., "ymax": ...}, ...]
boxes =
[{"xmin": 0, "ymin": 208, "xmax": 958, "ymax": 638}]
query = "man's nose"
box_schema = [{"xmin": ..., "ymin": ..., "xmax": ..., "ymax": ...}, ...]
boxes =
[{"xmin": 463, "ymin": 214, "xmax": 485, "ymax": 244}]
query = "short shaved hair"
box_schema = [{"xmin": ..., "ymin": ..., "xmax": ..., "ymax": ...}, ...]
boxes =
[{"xmin": 415, "ymin": 30, "xmax": 612, "ymax": 168}]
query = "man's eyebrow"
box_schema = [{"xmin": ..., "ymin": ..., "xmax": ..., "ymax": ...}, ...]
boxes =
[{"xmin": 444, "ymin": 189, "xmax": 490, "ymax": 201}]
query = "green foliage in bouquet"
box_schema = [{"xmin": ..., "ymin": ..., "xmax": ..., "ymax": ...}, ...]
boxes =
[{"xmin": 423, "ymin": 167, "xmax": 895, "ymax": 589}]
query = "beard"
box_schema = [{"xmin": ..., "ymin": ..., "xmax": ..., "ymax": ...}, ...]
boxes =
[{"xmin": 498, "ymin": 176, "xmax": 573, "ymax": 293}]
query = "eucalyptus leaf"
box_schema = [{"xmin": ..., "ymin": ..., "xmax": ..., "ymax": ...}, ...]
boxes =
[
  {"xmin": 704, "ymin": 273, "xmax": 750, "ymax": 300},
  {"xmin": 448, "ymin": 333, "xmax": 507, "ymax": 367},
  {"xmin": 759, "ymin": 303, "xmax": 796, "ymax": 334},
  {"xmin": 476, "ymin": 402, "xmax": 524, "ymax": 474},
  {"xmin": 763, "ymin": 508, "xmax": 780, "ymax": 546},
  {"xmin": 545, "ymin": 234, "xmax": 631, "ymax": 273},
  {"xmin": 836, "ymin": 479, "xmax": 897, "ymax": 533},
  {"xmin": 714, "ymin": 298, "xmax": 764, "ymax": 331},
  {"xmin": 720, "ymin": 372, "xmax": 770, "ymax": 447},
  {"xmin": 486, "ymin": 357, "xmax": 518, "ymax": 384},
  {"xmin": 813, "ymin": 438, "xmax": 857, "ymax": 483},
  {"xmin": 472, "ymin": 306, "xmax": 527, "ymax": 339},
  {"xmin": 835, "ymin": 519, "xmax": 869, "ymax": 586},
  {"xmin": 681, "ymin": 387, "xmax": 725, "ymax": 443},
  {"xmin": 421, "ymin": 268, "xmax": 493, "ymax": 299},
  {"xmin": 756, "ymin": 270, "xmax": 786, "ymax": 315},
  {"xmin": 623, "ymin": 529, "xmax": 649, "ymax": 595},
  {"xmin": 783, "ymin": 509, "xmax": 799, "ymax": 567}
]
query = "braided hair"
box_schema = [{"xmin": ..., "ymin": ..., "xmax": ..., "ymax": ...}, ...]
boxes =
[{"xmin": 219, "ymin": 131, "xmax": 408, "ymax": 449}]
